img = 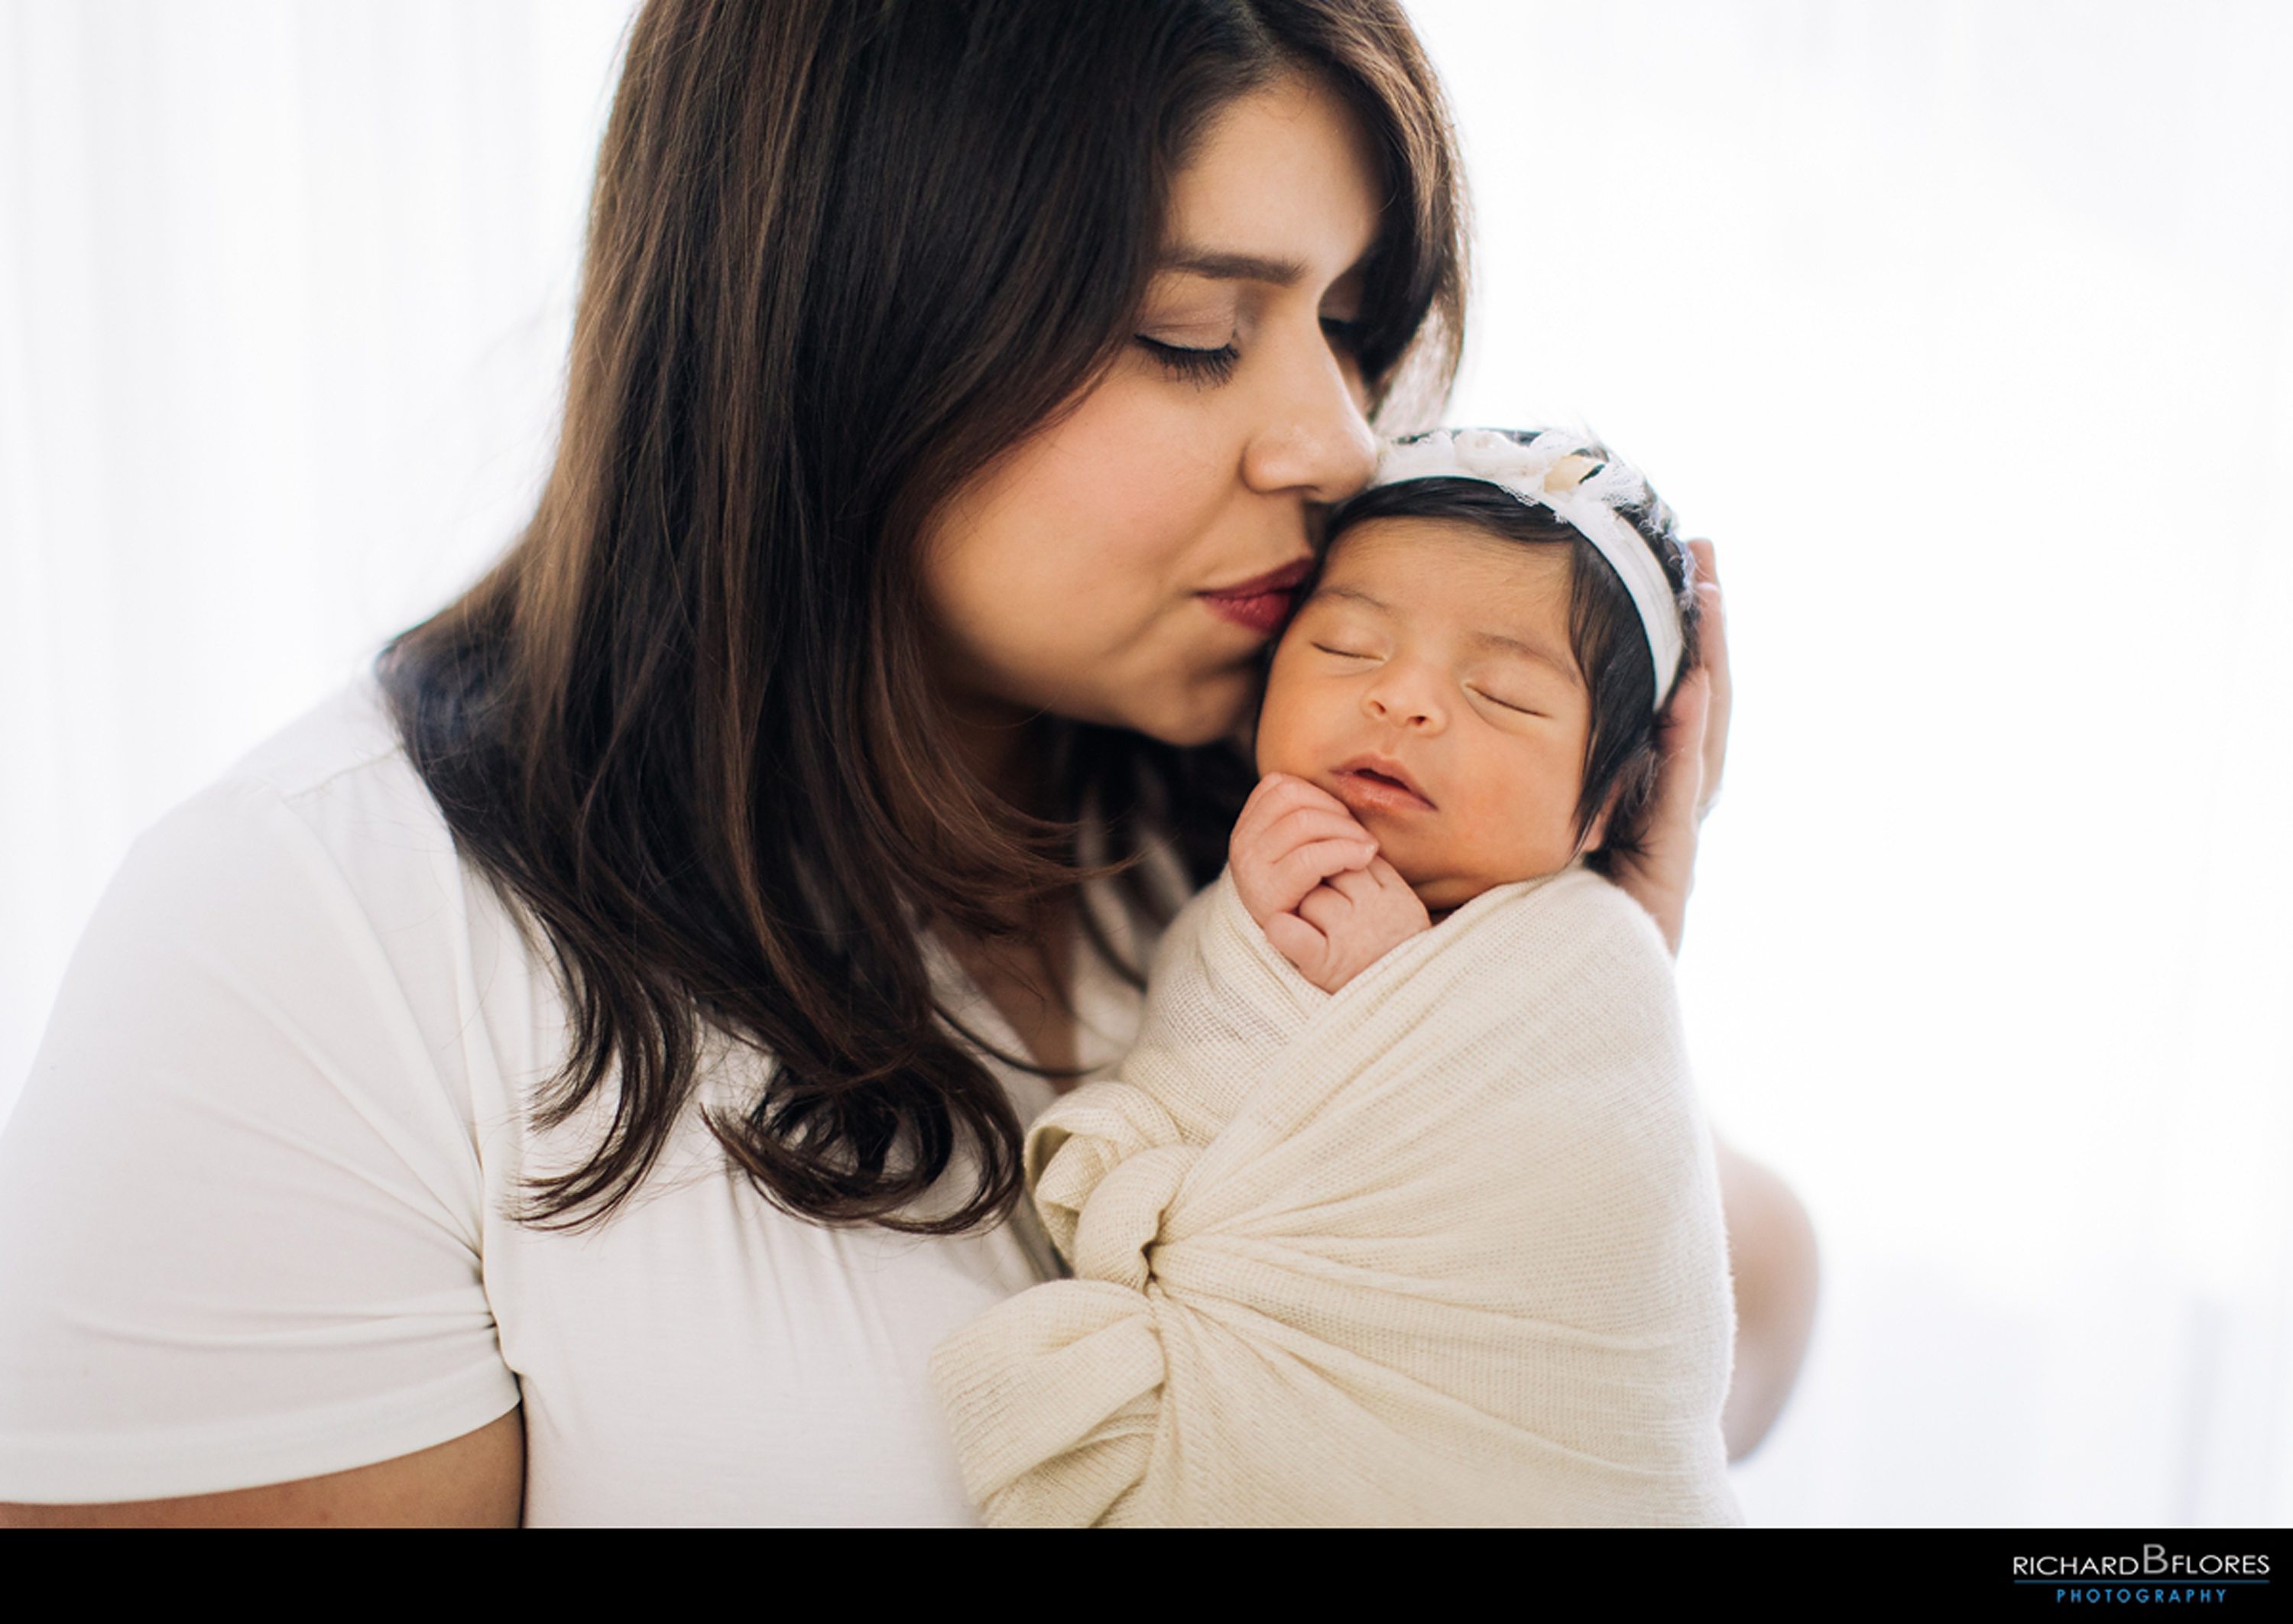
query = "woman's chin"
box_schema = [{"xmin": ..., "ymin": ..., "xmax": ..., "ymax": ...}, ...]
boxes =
[
  {"xmin": 1045, "ymin": 663, "xmax": 1259, "ymax": 749},
  {"xmin": 1140, "ymin": 688, "xmax": 1259, "ymax": 750}
]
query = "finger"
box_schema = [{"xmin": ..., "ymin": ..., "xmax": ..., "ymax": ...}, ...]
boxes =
[
  {"xmin": 1231, "ymin": 773, "xmax": 1360, "ymax": 855},
  {"xmin": 1228, "ymin": 773, "xmax": 1298, "ymax": 854},
  {"xmin": 1614, "ymin": 668, "xmax": 1708, "ymax": 955},
  {"xmin": 1688, "ymin": 536, "xmax": 1719, "ymax": 598},
  {"xmin": 1237, "ymin": 802, "xmax": 1379, "ymax": 906},
  {"xmin": 1269, "ymin": 836, "xmax": 1380, "ymax": 902},
  {"xmin": 1244, "ymin": 770, "xmax": 1354, "ymax": 821},
  {"xmin": 1262, "ymin": 804, "xmax": 1377, "ymax": 861},
  {"xmin": 1296, "ymin": 882, "xmax": 1352, "ymax": 932},
  {"xmin": 1264, "ymin": 787, "xmax": 1368, "ymax": 852},
  {"xmin": 1230, "ymin": 773, "xmax": 1311, "ymax": 851},
  {"xmin": 1322, "ymin": 865, "xmax": 1381, "ymax": 903},
  {"xmin": 1361, "ymin": 855, "xmax": 1412, "ymax": 891},
  {"xmin": 1361, "ymin": 856, "xmax": 1431, "ymax": 917},
  {"xmin": 1234, "ymin": 835, "xmax": 1376, "ymax": 922},
  {"xmin": 1650, "ymin": 666, "xmax": 1711, "ymax": 840},
  {"xmin": 1262, "ymin": 910, "xmax": 1330, "ymax": 977},
  {"xmin": 1231, "ymin": 811, "xmax": 1377, "ymax": 892},
  {"xmin": 1686, "ymin": 539, "xmax": 1730, "ymax": 816}
]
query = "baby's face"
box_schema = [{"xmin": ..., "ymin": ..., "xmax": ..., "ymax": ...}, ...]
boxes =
[{"xmin": 1255, "ymin": 517, "xmax": 1597, "ymax": 913}]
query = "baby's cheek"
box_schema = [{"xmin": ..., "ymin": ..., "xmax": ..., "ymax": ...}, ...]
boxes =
[{"xmin": 1250, "ymin": 659, "xmax": 1323, "ymax": 780}]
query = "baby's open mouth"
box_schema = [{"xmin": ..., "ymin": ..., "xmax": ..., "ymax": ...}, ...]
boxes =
[{"xmin": 1332, "ymin": 757, "xmax": 1436, "ymax": 811}]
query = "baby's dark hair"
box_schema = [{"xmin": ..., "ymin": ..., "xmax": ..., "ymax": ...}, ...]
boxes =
[{"xmin": 1310, "ymin": 442, "xmax": 1701, "ymax": 877}]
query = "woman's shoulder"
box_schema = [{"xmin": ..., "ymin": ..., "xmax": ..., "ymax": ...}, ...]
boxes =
[
  {"xmin": 188, "ymin": 671, "xmax": 461, "ymax": 886},
  {"xmin": 216, "ymin": 669, "xmax": 409, "ymax": 794},
  {"xmin": 12, "ymin": 666, "xmax": 509, "ymax": 1142},
  {"xmin": 0, "ymin": 674, "xmax": 529, "ymax": 1504},
  {"xmin": 5, "ymin": 670, "xmax": 530, "ymax": 1273},
  {"xmin": 71, "ymin": 673, "xmax": 511, "ymax": 1084}
]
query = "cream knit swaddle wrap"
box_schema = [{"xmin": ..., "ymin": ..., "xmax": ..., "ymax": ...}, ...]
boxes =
[{"xmin": 932, "ymin": 864, "xmax": 1740, "ymax": 1526}]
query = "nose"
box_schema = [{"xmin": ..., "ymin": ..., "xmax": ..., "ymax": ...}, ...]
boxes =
[
  {"xmin": 1362, "ymin": 660, "xmax": 1446, "ymax": 734},
  {"xmin": 1241, "ymin": 332, "xmax": 1380, "ymax": 504}
]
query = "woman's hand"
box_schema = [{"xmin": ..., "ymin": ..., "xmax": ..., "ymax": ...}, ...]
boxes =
[
  {"xmin": 1231, "ymin": 773, "xmax": 1430, "ymax": 993},
  {"xmin": 1607, "ymin": 539, "xmax": 1731, "ymax": 955}
]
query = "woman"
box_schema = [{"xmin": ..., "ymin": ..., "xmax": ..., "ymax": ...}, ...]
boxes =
[{"xmin": 0, "ymin": 0, "xmax": 1812, "ymax": 1525}]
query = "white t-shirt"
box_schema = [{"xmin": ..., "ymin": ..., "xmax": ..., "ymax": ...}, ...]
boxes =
[{"xmin": 0, "ymin": 676, "xmax": 1189, "ymax": 1524}]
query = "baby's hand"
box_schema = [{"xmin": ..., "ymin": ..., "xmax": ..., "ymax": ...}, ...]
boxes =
[
  {"xmin": 1267, "ymin": 858, "xmax": 1432, "ymax": 993},
  {"xmin": 1230, "ymin": 773, "xmax": 1378, "ymax": 925},
  {"xmin": 1230, "ymin": 773, "xmax": 1432, "ymax": 993}
]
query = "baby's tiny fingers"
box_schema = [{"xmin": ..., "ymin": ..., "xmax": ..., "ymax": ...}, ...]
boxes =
[
  {"xmin": 1230, "ymin": 776, "xmax": 1291, "ymax": 853},
  {"xmin": 1260, "ymin": 805, "xmax": 1377, "ymax": 864},
  {"xmin": 1364, "ymin": 856, "xmax": 1417, "ymax": 891},
  {"xmin": 1321, "ymin": 865, "xmax": 1383, "ymax": 903},
  {"xmin": 1262, "ymin": 910, "xmax": 1331, "ymax": 979},
  {"xmin": 1236, "ymin": 833, "xmax": 1377, "ymax": 921},
  {"xmin": 1246, "ymin": 772, "xmax": 1351, "ymax": 827},
  {"xmin": 1281, "ymin": 835, "xmax": 1378, "ymax": 888},
  {"xmin": 1295, "ymin": 883, "xmax": 1349, "ymax": 933},
  {"xmin": 1233, "ymin": 773, "xmax": 1346, "ymax": 855},
  {"xmin": 1363, "ymin": 858, "xmax": 1432, "ymax": 932}
]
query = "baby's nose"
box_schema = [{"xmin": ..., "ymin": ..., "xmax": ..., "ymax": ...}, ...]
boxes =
[{"xmin": 1363, "ymin": 674, "xmax": 1445, "ymax": 731}]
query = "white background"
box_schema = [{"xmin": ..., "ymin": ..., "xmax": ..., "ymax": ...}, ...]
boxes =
[{"xmin": 4, "ymin": 1, "xmax": 2288, "ymax": 1525}]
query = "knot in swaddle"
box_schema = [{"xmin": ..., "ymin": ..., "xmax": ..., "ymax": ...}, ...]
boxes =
[
  {"xmin": 1065, "ymin": 1143, "xmax": 1198, "ymax": 1292},
  {"xmin": 1024, "ymin": 1079, "xmax": 1192, "ymax": 1265},
  {"xmin": 929, "ymin": 1078, "xmax": 1198, "ymax": 1525}
]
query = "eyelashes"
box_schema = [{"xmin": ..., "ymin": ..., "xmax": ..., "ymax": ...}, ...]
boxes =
[
  {"xmin": 1135, "ymin": 335, "xmax": 1240, "ymax": 386},
  {"xmin": 1312, "ymin": 645, "xmax": 1542, "ymax": 717},
  {"xmin": 1134, "ymin": 318, "xmax": 1364, "ymax": 388}
]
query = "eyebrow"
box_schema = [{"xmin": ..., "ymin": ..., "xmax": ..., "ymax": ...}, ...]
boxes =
[
  {"xmin": 1309, "ymin": 585, "xmax": 1578, "ymax": 676},
  {"xmin": 1154, "ymin": 245, "xmax": 1311, "ymax": 287}
]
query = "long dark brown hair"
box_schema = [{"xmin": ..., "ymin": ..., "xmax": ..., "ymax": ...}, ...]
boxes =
[{"xmin": 378, "ymin": 0, "xmax": 1466, "ymax": 1233}]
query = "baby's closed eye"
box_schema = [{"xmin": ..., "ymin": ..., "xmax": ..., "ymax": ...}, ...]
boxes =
[{"xmin": 1473, "ymin": 689, "xmax": 1542, "ymax": 715}]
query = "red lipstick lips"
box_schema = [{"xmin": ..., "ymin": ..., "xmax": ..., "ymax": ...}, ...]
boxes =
[{"xmin": 1199, "ymin": 558, "xmax": 1315, "ymax": 638}]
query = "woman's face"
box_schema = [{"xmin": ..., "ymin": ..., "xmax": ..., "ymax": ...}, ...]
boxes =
[{"xmin": 920, "ymin": 73, "xmax": 1384, "ymax": 756}]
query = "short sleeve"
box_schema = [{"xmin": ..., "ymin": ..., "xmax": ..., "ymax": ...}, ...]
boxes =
[{"xmin": 0, "ymin": 778, "xmax": 521, "ymax": 1502}]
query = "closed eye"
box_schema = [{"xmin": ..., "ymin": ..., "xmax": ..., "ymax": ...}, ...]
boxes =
[
  {"xmin": 1312, "ymin": 643, "xmax": 1372, "ymax": 659},
  {"xmin": 1475, "ymin": 689, "xmax": 1545, "ymax": 716},
  {"xmin": 1136, "ymin": 335, "xmax": 1240, "ymax": 386}
]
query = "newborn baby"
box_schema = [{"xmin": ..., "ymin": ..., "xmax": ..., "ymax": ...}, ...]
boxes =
[
  {"xmin": 933, "ymin": 428, "xmax": 1740, "ymax": 1527},
  {"xmin": 1241, "ymin": 430, "xmax": 1685, "ymax": 987}
]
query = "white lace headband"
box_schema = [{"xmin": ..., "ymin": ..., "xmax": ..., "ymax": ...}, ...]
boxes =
[{"xmin": 1366, "ymin": 428, "xmax": 1688, "ymax": 707}]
